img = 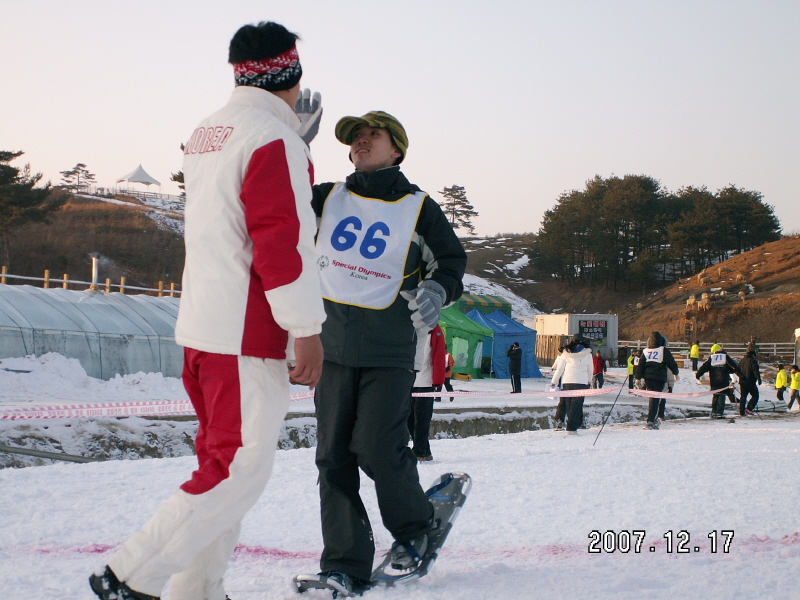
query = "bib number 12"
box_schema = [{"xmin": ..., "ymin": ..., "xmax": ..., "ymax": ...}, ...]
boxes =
[{"xmin": 331, "ymin": 216, "xmax": 390, "ymax": 259}]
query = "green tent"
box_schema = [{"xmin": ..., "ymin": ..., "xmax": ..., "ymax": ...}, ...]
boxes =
[
  {"xmin": 454, "ymin": 293, "xmax": 512, "ymax": 317},
  {"xmin": 439, "ymin": 305, "xmax": 494, "ymax": 379}
]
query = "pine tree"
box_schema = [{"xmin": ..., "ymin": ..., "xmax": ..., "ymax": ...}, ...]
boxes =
[
  {"xmin": 0, "ymin": 151, "xmax": 67, "ymax": 267},
  {"xmin": 171, "ymin": 143, "xmax": 186, "ymax": 198},
  {"xmin": 59, "ymin": 162, "xmax": 96, "ymax": 194},
  {"xmin": 170, "ymin": 170, "xmax": 185, "ymax": 198},
  {"xmin": 438, "ymin": 185, "xmax": 478, "ymax": 235}
]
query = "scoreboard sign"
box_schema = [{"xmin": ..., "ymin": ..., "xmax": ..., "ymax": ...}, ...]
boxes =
[{"xmin": 579, "ymin": 320, "xmax": 607, "ymax": 347}]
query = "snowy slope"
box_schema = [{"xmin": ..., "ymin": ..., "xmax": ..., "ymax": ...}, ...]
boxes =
[{"xmin": 462, "ymin": 274, "xmax": 540, "ymax": 318}]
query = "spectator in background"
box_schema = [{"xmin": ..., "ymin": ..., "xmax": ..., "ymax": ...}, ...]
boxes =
[
  {"xmin": 787, "ymin": 365, "xmax": 800, "ymax": 410},
  {"xmin": 626, "ymin": 349, "xmax": 639, "ymax": 393},
  {"xmin": 690, "ymin": 341, "xmax": 700, "ymax": 371},
  {"xmin": 435, "ymin": 347, "xmax": 455, "ymax": 402},
  {"xmin": 737, "ymin": 345, "xmax": 761, "ymax": 416},
  {"xmin": 592, "ymin": 350, "xmax": 607, "ymax": 389},
  {"xmin": 408, "ymin": 325, "xmax": 446, "ymax": 461},
  {"xmin": 775, "ymin": 364, "xmax": 788, "ymax": 405},
  {"xmin": 551, "ymin": 346, "xmax": 565, "ymax": 390},
  {"xmin": 550, "ymin": 335, "xmax": 593, "ymax": 434},
  {"xmin": 710, "ymin": 341, "xmax": 722, "ymax": 354},
  {"xmin": 507, "ymin": 341, "xmax": 522, "ymax": 393}
]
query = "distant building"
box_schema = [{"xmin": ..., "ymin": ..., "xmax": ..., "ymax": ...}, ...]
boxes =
[{"xmin": 530, "ymin": 313, "xmax": 619, "ymax": 366}]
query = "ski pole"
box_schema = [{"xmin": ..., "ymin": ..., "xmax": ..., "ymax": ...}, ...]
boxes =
[{"xmin": 592, "ymin": 383, "xmax": 625, "ymax": 446}]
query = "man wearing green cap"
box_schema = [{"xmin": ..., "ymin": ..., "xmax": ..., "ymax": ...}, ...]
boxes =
[{"xmin": 309, "ymin": 110, "xmax": 466, "ymax": 594}]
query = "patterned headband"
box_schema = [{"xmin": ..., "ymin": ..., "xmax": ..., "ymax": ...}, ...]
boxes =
[{"xmin": 232, "ymin": 46, "xmax": 302, "ymax": 91}]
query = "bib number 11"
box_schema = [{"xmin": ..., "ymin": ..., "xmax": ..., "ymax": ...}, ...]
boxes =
[{"xmin": 331, "ymin": 216, "xmax": 390, "ymax": 259}]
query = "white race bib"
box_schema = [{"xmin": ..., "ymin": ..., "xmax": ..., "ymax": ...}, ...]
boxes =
[
  {"xmin": 710, "ymin": 353, "xmax": 726, "ymax": 367},
  {"xmin": 316, "ymin": 184, "xmax": 425, "ymax": 309},
  {"xmin": 643, "ymin": 347, "xmax": 664, "ymax": 363}
]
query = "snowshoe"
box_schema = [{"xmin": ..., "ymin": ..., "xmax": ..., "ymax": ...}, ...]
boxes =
[
  {"xmin": 371, "ymin": 472, "xmax": 471, "ymax": 587},
  {"xmin": 293, "ymin": 571, "xmax": 371, "ymax": 598}
]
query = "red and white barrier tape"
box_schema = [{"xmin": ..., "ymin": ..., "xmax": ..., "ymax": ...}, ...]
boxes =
[
  {"xmin": 0, "ymin": 386, "xmax": 728, "ymax": 421},
  {"xmin": 629, "ymin": 386, "xmax": 731, "ymax": 399},
  {"xmin": 0, "ymin": 400, "xmax": 196, "ymax": 421},
  {"xmin": 418, "ymin": 387, "xmax": 623, "ymax": 398}
]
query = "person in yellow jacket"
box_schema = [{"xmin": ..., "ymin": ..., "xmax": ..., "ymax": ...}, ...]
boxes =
[
  {"xmin": 775, "ymin": 364, "xmax": 788, "ymax": 404},
  {"xmin": 626, "ymin": 349, "xmax": 639, "ymax": 392},
  {"xmin": 710, "ymin": 342, "xmax": 722, "ymax": 354},
  {"xmin": 690, "ymin": 341, "xmax": 700, "ymax": 371},
  {"xmin": 787, "ymin": 365, "xmax": 800, "ymax": 410}
]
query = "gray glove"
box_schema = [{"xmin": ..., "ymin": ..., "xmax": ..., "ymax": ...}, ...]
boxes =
[
  {"xmin": 400, "ymin": 280, "xmax": 446, "ymax": 332},
  {"xmin": 294, "ymin": 88, "xmax": 322, "ymax": 145}
]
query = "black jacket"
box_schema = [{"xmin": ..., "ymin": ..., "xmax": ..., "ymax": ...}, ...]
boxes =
[
  {"xmin": 312, "ymin": 167, "xmax": 467, "ymax": 369},
  {"xmin": 737, "ymin": 353, "xmax": 761, "ymax": 384},
  {"xmin": 696, "ymin": 352, "xmax": 741, "ymax": 389},
  {"xmin": 634, "ymin": 333, "xmax": 679, "ymax": 382},
  {"xmin": 506, "ymin": 346, "xmax": 522, "ymax": 372}
]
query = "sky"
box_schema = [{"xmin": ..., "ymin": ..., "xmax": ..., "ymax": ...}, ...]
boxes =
[
  {"xmin": 2, "ymin": 0, "xmax": 798, "ymax": 237},
  {"xmin": 1, "ymin": 354, "xmax": 799, "ymax": 598}
]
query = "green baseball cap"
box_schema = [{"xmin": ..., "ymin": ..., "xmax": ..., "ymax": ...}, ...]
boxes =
[{"xmin": 335, "ymin": 111, "xmax": 408, "ymax": 163}]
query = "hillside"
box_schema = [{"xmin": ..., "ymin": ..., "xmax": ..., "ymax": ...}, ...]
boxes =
[
  {"xmin": 463, "ymin": 234, "xmax": 800, "ymax": 343},
  {"xmin": 462, "ymin": 234, "xmax": 653, "ymax": 315},
  {"xmin": 617, "ymin": 235, "xmax": 800, "ymax": 343},
  {"xmin": 5, "ymin": 195, "xmax": 185, "ymax": 289}
]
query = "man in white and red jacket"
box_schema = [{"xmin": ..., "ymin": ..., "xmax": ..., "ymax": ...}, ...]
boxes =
[{"xmin": 90, "ymin": 22, "xmax": 325, "ymax": 600}]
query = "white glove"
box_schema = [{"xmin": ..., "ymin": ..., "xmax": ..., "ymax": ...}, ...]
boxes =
[
  {"xmin": 294, "ymin": 89, "xmax": 322, "ymax": 145},
  {"xmin": 400, "ymin": 280, "xmax": 446, "ymax": 331}
]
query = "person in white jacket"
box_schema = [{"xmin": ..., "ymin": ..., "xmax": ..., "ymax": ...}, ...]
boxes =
[
  {"xmin": 90, "ymin": 21, "xmax": 325, "ymax": 600},
  {"xmin": 550, "ymin": 335, "xmax": 593, "ymax": 433}
]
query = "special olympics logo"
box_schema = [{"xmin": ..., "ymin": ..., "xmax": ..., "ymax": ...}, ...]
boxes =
[{"xmin": 317, "ymin": 255, "xmax": 330, "ymax": 270}]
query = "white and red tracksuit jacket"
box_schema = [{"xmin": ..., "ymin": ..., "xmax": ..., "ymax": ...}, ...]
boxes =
[{"xmin": 176, "ymin": 86, "xmax": 325, "ymax": 356}]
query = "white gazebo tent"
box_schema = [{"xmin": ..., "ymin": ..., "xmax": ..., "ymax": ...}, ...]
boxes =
[{"xmin": 117, "ymin": 164, "xmax": 161, "ymax": 192}]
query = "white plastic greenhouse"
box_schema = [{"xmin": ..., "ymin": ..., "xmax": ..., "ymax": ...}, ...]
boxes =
[{"xmin": 0, "ymin": 285, "xmax": 181, "ymax": 379}]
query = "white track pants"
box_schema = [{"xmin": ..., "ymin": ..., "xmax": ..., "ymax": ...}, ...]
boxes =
[{"xmin": 108, "ymin": 351, "xmax": 290, "ymax": 599}]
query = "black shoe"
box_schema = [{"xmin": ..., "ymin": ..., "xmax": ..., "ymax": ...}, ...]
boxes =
[
  {"xmin": 90, "ymin": 566, "xmax": 160, "ymax": 600},
  {"xmin": 321, "ymin": 571, "xmax": 372, "ymax": 598},
  {"xmin": 389, "ymin": 533, "xmax": 428, "ymax": 570}
]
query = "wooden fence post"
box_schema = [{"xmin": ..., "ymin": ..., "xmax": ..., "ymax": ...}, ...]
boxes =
[
  {"xmin": 62, "ymin": 274, "xmax": 69, "ymax": 289},
  {"xmin": 1, "ymin": 266, "xmax": 6, "ymax": 285},
  {"xmin": 169, "ymin": 282, "xmax": 175, "ymax": 297},
  {"xmin": 44, "ymin": 269, "xmax": 50, "ymax": 288},
  {"xmin": 158, "ymin": 281, "xmax": 164, "ymax": 297},
  {"xmin": 105, "ymin": 278, "xmax": 111, "ymax": 293},
  {"xmin": 120, "ymin": 276, "xmax": 126, "ymax": 294}
]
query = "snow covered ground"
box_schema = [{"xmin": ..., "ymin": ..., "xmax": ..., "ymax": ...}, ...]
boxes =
[{"xmin": 1, "ymin": 355, "xmax": 799, "ymax": 599}]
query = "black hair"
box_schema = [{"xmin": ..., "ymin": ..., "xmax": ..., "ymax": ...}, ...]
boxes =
[{"xmin": 229, "ymin": 21, "xmax": 299, "ymax": 63}]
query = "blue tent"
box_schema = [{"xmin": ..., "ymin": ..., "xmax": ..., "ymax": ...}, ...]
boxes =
[{"xmin": 466, "ymin": 309, "xmax": 543, "ymax": 378}]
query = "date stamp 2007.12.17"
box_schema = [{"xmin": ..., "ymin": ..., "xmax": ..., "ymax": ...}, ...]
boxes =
[{"xmin": 588, "ymin": 530, "xmax": 734, "ymax": 554}]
